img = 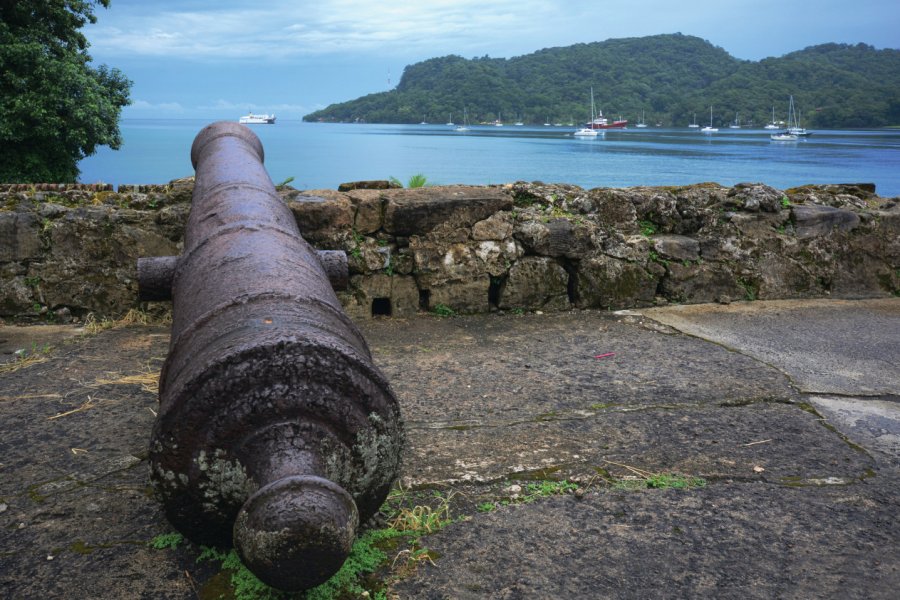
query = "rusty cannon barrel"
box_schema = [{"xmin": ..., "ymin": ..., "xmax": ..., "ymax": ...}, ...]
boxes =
[{"xmin": 145, "ymin": 121, "xmax": 403, "ymax": 591}]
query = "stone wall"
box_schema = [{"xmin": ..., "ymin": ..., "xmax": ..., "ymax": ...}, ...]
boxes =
[{"xmin": 1, "ymin": 178, "xmax": 898, "ymax": 323}]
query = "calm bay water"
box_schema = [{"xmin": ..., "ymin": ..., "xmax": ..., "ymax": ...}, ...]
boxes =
[{"xmin": 79, "ymin": 119, "xmax": 900, "ymax": 197}]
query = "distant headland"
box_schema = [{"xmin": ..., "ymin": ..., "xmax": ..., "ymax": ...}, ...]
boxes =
[{"xmin": 303, "ymin": 34, "xmax": 900, "ymax": 129}]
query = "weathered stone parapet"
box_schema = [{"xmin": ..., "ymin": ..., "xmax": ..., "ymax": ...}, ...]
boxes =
[{"xmin": 1, "ymin": 178, "xmax": 898, "ymax": 322}]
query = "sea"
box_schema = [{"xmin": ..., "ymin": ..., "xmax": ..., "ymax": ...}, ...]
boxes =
[{"xmin": 78, "ymin": 120, "xmax": 900, "ymax": 198}]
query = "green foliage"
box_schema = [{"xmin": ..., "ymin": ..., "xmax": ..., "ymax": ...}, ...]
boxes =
[
  {"xmin": 304, "ymin": 35, "xmax": 900, "ymax": 128},
  {"xmin": 645, "ymin": 474, "xmax": 707, "ymax": 489},
  {"xmin": 149, "ymin": 532, "xmax": 184, "ymax": 550},
  {"xmin": 388, "ymin": 174, "xmax": 429, "ymax": 188},
  {"xmin": 520, "ymin": 480, "xmax": 579, "ymax": 501},
  {"xmin": 781, "ymin": 195, "xmax": 791, "ymax": 208},
  {"xmin": 0, "ymin": 1, "xmax": 132, "ymax": 182},
  {"xmin": 430, "ymin": 303, "xmax": 456, "ymax": 317},
  {"xmin": 407, "ymin": 173, "xmax": 428, "ymax": 188},
  {"xmin": 275, "ymin": 176, "xmax": 295, "ymax": 188},
  {"xmin": 738, "ymin": 277, "xmax": 758, "ymax": 301},
  {"xmin": 191, "ymin": 529, "xmax": 409, "ymax": 600},
  {"xmin": 614, "ymin": 473, "xmax": 707, "ymax": 491},
  {"xmin": 639, "ymin": 220, "xmax": 657, "ymax": 237}
]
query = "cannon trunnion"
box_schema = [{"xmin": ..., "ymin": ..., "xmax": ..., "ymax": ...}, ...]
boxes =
[{"xmin": 143, "ymin": 122, "xmax": 403, "ymax": 591}]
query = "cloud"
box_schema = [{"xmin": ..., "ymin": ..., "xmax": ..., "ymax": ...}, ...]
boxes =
[
  {"xmin": 126, "ymin": 99, "xmax": 186, "ymax": 113},
  {"xmin": 88, "ymin": 0, "xmax": 559, "ymax": 61},
  {"xmin": 198, "ymin": 99, "xmax": 317, "ymax": 114}
]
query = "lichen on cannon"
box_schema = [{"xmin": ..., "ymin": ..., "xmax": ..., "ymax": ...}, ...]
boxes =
[{"xmin": 141, "ymin": 121, "xmax": 404, "ymax": 591}]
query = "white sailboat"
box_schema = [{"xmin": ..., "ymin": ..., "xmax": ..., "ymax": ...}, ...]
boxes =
[
  {"xmin": 771, "ymin": 97, "xmax": 799, "ymax": 141},
  {"xmin": 636, "ymin": 109, "xmax": 648, "ymax": 128},
  {"xmin": 786, "ymin": 97, "xmax": 811, "ymax": 136},
  {"xmin": 454, "ymin": 108, "xmax": 470, "ymax": 131},
  {"xmin": 700, "ymin": 106, "xmax": 718, "ymax": 133},
  {"xmin": 573, "ymin": 88, "xmax": 601, "ymax": 137},
  {"xmin": 764, "ymin": 106, "xmax": 779, "ymax": 129},
  {"xmin": 729, "ymin": 112, "xmax": 741, "ymax": 128},
  {"xmin": 688, "ymin": 113, "xmax": 700, "ymax": 128}
]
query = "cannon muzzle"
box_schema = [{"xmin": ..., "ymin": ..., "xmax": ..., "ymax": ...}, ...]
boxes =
[{"xmin": 145, "ymin": 122, "xmax": 403, "ymax": 591}]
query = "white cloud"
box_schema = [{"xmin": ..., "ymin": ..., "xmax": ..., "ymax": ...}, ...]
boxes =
[
  {"xmin": 88, "ymin": 0, "xmax": 559, "ymax": 60},
  {"xmin": 127, "ymin": 99, "xmax": 186, "ymax": 112},
  {"xmin": 198, "ymin": 99, "xmax": 316, "ymax": 114}
]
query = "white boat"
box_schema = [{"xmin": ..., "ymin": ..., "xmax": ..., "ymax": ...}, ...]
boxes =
[
  {"xmin": 688, "ymin": 113, "xmax": 700, "ymax": 128},
  {"xmin": 446, "ymin": 114, "xmax": 454, "ymax": 126},
  {"xmin": 788, "ymin": 101, "xmax": 811, "ymax": 136},
  {"xmin": 777, "ymin": 96, "xmax": 812, "ymax": 138},
  {"xmin": 700, "ymin": 106, "xmax": 718, "ymax": 133},
  {"xmin": 454, "ymin": 108, "xmax": 470, "ymax": 131},
  {"xmin": 636, "ymin": 109, "xmax": 648, "ymax": 128},
  {"xmin": 573, "ymin": 88, "xmax": 602, "ymax": 137},
  {"xmin": 764, "ymin": 106, "xmax": 779, "ymax": 129},
  {"xmin": 770, "ymin": 133, "xmax": 798, "ymax": 141},
  {"xmin": 729, "ymin": 112, "xmax": 741, "ymax": 128},
  {"xmin": 238, "ymin": 112, "xmax": 275, "ymax": 124}
]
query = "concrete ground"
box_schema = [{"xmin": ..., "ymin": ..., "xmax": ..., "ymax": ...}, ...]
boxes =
[{"xmin": 0, "ymin": 298, "xmax": 897, "ymax": 599}]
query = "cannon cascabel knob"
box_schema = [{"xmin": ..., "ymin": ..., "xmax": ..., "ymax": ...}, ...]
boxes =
[{"xmin": 234, "ymin": 476, "xmax": 358, "ymax": 590}]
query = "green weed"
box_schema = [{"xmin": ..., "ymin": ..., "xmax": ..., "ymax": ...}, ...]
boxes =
[
  {"xmin": 389, "ymin": 174, "xmax": 429, "ymax": 188},
  {"xmin": 639, "ymin": 220, "xmax": 657, "ymax": 237},
  {"xmin": 430, "ymin": 304, "xmax": 456, "ymax": 317},
  {"xmin": 275, "ymin": 176, "xmax": 295, "ymax": 189},
  {"xmin": 149, "ymin": 532, "xmax": 184, "ymax": 550}
]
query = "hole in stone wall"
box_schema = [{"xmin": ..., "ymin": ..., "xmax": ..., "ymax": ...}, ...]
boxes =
[
  {"xmin": 418, "ymin": 289, "xmax": 431, "ymax": 311},
  {"xmin": 563, "ymin": 261, "xmax": 579, "ymax": 306},
  {"xmin": 371, "ymin": 297, "xmax": 392, "ymax": 317},
  {"xmin": 488, "ymin": 275, "xmax": 503, "ymax": 308}
]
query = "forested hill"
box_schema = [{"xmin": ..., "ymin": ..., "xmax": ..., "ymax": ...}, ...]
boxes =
[{"xmin": 303, "ymin": 34, "xmax": 900, "ymax": 128}]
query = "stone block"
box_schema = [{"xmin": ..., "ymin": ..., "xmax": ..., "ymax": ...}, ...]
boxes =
[
  {"xmin": 288, "ymin": 189, "xmax": 353, "ymax": 244},
  {"xmin": 0, "ymin": 212, "xmax": 42, "ymax": 262},
  {"xmin": 500, "ymin": 257, "xmax": 569, "ymax": 311},
  {"xmin": 383, "ymin": 186, "xmax": 512, "ymax": 236},
  {"xmin": 576, "ymin": 256, "xmax": 658, "ymax": 309},
  {"xmin": 423, "ymin": 277, "xmax": 490, "ymax": 314},
  {"xmin": 472, "ymin": 212, "xmax": 513, "ymax": 241},
  {"xmin": 653, "ymin": 235, "xmax": 700, "ymax": 262},
  {"xmin": 792, "ymin": 204, "xmax": 861, "ymax": 239},
  {"xmin": 345, "ymin": 189, "xmax": 384, "ymax": 234}
]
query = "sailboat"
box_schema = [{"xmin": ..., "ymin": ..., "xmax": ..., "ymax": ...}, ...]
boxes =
[
  {"xmin": 688, "ymin": 113, "xmax": 700, "ymax": 128},
  {"xmin": 573, "ymin": 88, "xmax": 601, "ymax": 137},
  {"xmin": 700, "ymin": 106, "xmax": 718, "ymax": 133},
  {"xmin": 729, "ymin": 112, "xmax": 741, "ymax": 128},
  {"xmin": 771, "ymin": 97, "xmax": 799, "ymax": 141},
  {"xmin": 786, "ymin": 97, "xmax": 811, "ymax": 136},
  {"xmin": 764, "ymin": 106, "xmax": 779, "ymax": 129},
  {"xmin": 636, "ymin": 109, "xmax": 648, "ymax": 128},
  {"xmin": 454, "ymin": 108, "xmax": 470, "ymax": 131},
  {"xmin": 446, "ymin": 113, "xmax": 454, "ymax": 126}
]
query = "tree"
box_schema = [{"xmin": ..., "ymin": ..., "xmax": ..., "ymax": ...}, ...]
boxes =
[{"xmin": 0, "ymin": 1, "xmax": 132, "ymax": 182}]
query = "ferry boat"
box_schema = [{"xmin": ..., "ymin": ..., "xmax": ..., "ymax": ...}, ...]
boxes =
[{"xmin": 238, "ymin": 112, "xmax": 276, "ymax": 124}]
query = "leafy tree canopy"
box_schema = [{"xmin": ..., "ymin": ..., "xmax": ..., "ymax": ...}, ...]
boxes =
[
  {"xmin": 304, "ymin": 34, "xmax": 900, "ymax": 129},
  {"xmin": 0, "ymin": 1, "xmax": 132, "ymax": 182}
]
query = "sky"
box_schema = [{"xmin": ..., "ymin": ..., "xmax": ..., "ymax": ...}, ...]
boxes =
[{"xmin": 83, "ymin": 0, "xmax": 900, "ymax": 120}]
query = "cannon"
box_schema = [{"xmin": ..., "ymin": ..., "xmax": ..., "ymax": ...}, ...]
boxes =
[{"xmin": 140, "ymin": 121, "xmax": 403, "ymax": 591}]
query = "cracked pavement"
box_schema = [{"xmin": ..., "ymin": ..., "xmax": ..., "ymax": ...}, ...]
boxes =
[{"xmin": 1, "ymin": 298, "xmax": 898, "ymax": 598}]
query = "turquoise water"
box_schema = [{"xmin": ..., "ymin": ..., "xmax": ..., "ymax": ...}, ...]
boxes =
[{"xmin": 79, "ymin": 120, "xmax": 900, "ymax": 197}]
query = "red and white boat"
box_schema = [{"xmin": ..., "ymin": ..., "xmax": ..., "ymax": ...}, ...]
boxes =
[{"xmin": 585, "ymin": 109, "xmax": 627, "ymax": 129}]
